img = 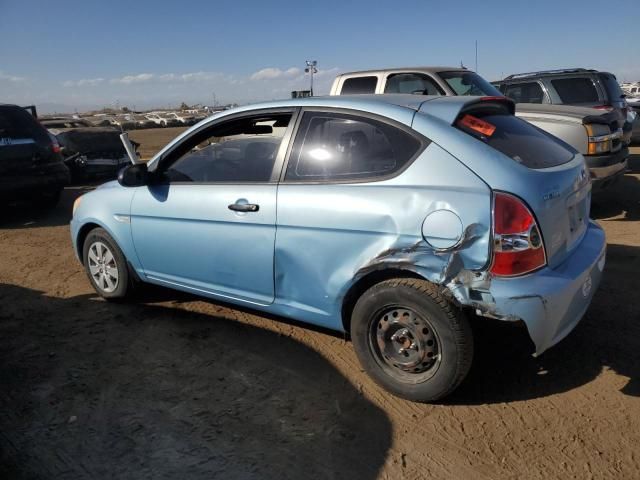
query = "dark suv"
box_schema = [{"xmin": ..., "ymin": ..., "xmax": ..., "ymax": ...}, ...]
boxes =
[
  {"xmin": 0, "ymin": 104, "xmax": 70, "ymax": 206},
  {"xmin": 493, "ymin": 68, "xmax": 632, "ymax": 144}
]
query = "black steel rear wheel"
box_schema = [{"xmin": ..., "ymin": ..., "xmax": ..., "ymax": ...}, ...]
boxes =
[{"xmin": 351, "ymin": 278, "xmax": 473, "ymax": 402}]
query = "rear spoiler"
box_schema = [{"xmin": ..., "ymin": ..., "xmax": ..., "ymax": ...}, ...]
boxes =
[{"xmin": 417, "ymin": 96, "xmax": 515, "ymax": 124}]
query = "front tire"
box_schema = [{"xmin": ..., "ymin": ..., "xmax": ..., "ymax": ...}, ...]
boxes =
[
  {"xmin": 82, "ymin": 228, "xmax": 133, "ymax": 300},
  {"xmin": 351, "ymin": 278, "xmax": 473, "ymax": 402}
]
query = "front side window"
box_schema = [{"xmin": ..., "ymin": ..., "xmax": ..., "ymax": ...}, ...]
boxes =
[
  {"xmin": 341, "ymin": 76, "xmax": 378, "ymax": 94},
  {"xmin": 285, "ymin": 111, "xmax": 422, "ymax": 182},
  {"xmin": 551, "ymin": 78, "xmax": 599, "ymax": 104},
  {"xmin": 504, "ymin": 82, "xmax": 546, "ymax": 104},
  {"xmin": 384, "ymin": 73, "xmax": 444, "ymax": 95},
  {"xmin": 160, "ymin": 113, "xmax": 291, "ymax": 183}
]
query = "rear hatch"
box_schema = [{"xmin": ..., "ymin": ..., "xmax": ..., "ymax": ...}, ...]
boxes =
[
  {"xmin": 453, "ymin": 99, "xmax": 591, "ymax": 268},
  {"xmin": 0, "ymin": 105, "xmax": 58, "ymax": 175}
]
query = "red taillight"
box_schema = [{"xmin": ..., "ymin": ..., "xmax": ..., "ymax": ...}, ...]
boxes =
[
  {"xmin": 51, "ymin": 142, "xmax": 61, "ymax": 154},
  {"xmin": 593, "ymin": 105, "xmax": 613, "ymax": 111},
  {"xmin": 490, "ymin": 192, "xmax": 546, "ymax": 277}
]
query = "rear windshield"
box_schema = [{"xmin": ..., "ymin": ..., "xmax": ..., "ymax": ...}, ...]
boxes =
[
  {"xmin": 438, "ymin": 71, "xmax": 502, "ymax": 96},
  {"xmin": 0, "ymin": 106, "xmax": 49, "ymax": 142},
  {"xmin": 551, "ymin": 78, "xmax": 599, "ymax": 104},
  {"xmin": 456, "ymin": 112, "xmax": 574, "ymax": 169}
]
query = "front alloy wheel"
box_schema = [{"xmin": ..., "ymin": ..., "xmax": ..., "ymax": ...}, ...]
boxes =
[
  {"xmin": 82, "ymin": 227, "xmax": 133, "ymax": 300},
  {"xmin": 87, "ymin": 241, "xmax": 119, "ymax": 293}
]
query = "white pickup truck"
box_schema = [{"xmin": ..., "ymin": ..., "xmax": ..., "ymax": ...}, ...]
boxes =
[{"xmin": 330, "ymin": 67, "xmax": 628, "ymax": 190}]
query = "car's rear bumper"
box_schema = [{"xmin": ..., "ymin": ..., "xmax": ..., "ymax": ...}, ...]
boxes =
[
  {"xmin": 585, "ymin": 147, "xmax": 628, "ymax": 191},
  {"xmin": 487, "ymin": 221, "xmax": 606, "ymax": 355},
  {"xmin": 0, "ymin": 163, "xmax": 70, "ymax": 200}
]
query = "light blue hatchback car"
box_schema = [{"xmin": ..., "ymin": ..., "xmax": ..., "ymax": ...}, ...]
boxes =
[{"xmin": 71, "ymin": 94, "xmax": 606, "ymax": 402}]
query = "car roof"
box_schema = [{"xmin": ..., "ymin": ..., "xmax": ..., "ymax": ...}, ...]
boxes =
[
  {"xmin": 231, "ymin": 94, "xmax": 429, "ymax": 113},
  {"xmin": 337, "ymin": 66, "xmax": 468, "ymax": 76},
  {"xmin": 496, "ymin": 68, "xmax": 611, "ymax": 82},
  {"xmin": 148, "ymin": 94, "xmax": 514, "ymax": 168}
]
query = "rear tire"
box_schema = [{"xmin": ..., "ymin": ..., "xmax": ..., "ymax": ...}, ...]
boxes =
[
  {"xmin": 82, "ymin": 228, "xmax": 134, "ymax": 300},
  {"xmin": 351, "ymin": 278, "xmax": 473, "ymax": 402}
]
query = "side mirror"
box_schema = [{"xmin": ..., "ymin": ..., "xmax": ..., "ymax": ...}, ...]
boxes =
[{"xmin": 118, "ymin": 163, "xmax": 149, "ymax": 187}]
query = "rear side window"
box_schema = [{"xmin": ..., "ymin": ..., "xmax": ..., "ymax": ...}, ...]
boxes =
[
  {"xmin": 285, "ymin": 111, "xmax": 422, "ymax": 181},
  {"xmin": 384, "ymin": 73, "xmax": 443, "ymax": 95},
  {"xmin": 341, "ymin": 76, "xmax": 377, "ymax": 94},
  {"xmin": 455, "ymin": 110, "xmax": 574, "ymax": 169},
  {"xmin": 0, "ymin": 107, "xmax": 48, "ymax": 142},
  {"xmin": 504, "ymin": 82, "xmax": 546, "ymax": 104},
  {"xmin": 551, "ymin": 78, "xmax": 599, "ymax": 103},
  {"xmin": 598, "ymin": 73, "xmax": 625, "ymax": 103}
]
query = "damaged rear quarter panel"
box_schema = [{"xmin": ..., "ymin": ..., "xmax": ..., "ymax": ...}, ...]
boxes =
[{"xmin": 274, "ymin": 143, "xmax": 492, "ymax": 331}]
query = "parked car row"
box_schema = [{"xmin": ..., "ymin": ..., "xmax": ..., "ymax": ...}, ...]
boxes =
[{"xmin": 42, "ymin": 110, "xmax": 210, "ymax": 133}]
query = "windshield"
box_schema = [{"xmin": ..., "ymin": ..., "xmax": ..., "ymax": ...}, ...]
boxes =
[{"xmin": 439, "ymin": 71, "xmax": 502, "ymax": 96}]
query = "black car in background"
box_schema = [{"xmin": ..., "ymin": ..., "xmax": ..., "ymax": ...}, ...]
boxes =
[
  {"xmin": 0, "ymin": 104, "xmax": 70, "ymax": 206},
  {"xmin": 42, "ymin": 119, "xmax": 138, "ymax": 180}
]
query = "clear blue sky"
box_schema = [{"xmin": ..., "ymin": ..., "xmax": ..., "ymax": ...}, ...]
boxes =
[{"xmin": 1, "ymin": 0, "xmax": 638, "ymax": 112}]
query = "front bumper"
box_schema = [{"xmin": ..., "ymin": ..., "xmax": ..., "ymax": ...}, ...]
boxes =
[
  {"xmin": 585, "ymin": 146, "xmax": 628, "ymax": 190},
  {"xmin": 487, "ymin": 221, "xmax": 606, "ymax": 355}
]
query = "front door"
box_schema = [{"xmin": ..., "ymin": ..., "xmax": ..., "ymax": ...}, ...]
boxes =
[{"xmin": 130, "ymin": 110, "xmax": 294, "ymax": 305}]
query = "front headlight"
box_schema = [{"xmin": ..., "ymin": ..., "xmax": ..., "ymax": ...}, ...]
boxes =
[
  {"xmin": 585, "ymin": 124, "xmax": 618, "ymax": 155},
  {"xmin": 587, "ymin": 138, "xmax": 612, "ymax": 155}
]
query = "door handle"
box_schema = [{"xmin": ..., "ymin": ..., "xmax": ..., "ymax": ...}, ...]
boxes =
[{"xmin": 228, "ymin": 203, "xmax": 260, "ymax": 213}]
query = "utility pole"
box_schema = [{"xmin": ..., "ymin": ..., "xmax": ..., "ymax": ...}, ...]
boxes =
[
  {"xmin": 475, "ymin": 40, "xmax": 478, "ymax": 72},
  {"xmin": 305, "ymin": 60, "xmax": 318, "ymax": 96}
]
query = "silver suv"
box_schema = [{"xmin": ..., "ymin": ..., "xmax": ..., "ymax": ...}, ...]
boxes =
[{"xmin": 492, "ymin": 68, "xmax": 632, "ymax": 144}]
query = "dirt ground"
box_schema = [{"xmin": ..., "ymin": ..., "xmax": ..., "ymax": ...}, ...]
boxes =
[{"xmin": 1, "ymin": 130, "xmax": 639, "ymax": 479}]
